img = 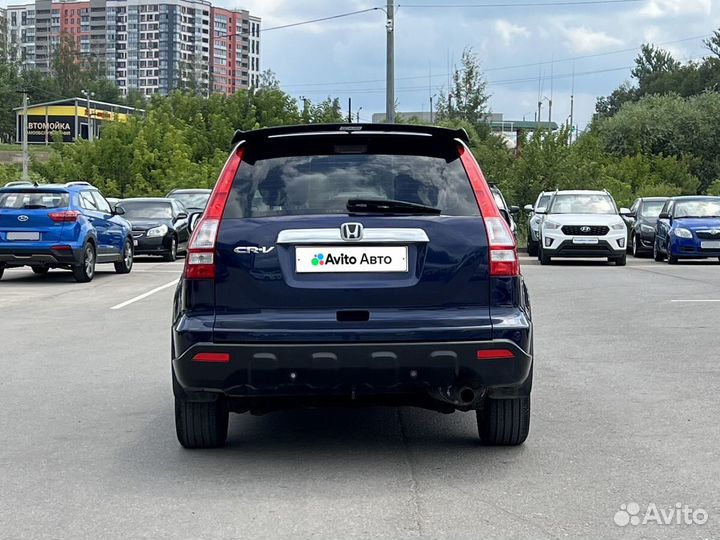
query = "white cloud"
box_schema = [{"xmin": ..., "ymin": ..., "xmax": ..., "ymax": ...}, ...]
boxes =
[
  {"xmin": 639, "ymin": 0, "xmax": 712, "ymax": 19},
  {"xmin": 494, "ymin": 20, "xmax": 531, "ymax": 46},
  {"xmin": 563, "ymin": 27, "xmax": 624, "ymax": 53}
]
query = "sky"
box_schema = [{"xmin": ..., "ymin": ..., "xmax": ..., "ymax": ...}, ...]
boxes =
[{"xmin": 229, "ymin": 0, "xmax": 717, "ymax": 129}]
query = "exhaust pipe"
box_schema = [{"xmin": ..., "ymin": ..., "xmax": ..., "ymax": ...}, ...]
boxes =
[{"xmin": 449, "ymin": 386, "xmax": 476, "ymax": 406}]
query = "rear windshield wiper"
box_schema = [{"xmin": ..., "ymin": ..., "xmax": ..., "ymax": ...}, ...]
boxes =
[{"xmin": 347, "ymin": 198, "xmax": 441, "ymax": 215}]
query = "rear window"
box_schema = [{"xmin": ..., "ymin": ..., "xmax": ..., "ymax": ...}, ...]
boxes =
[
  {"xmin": 224, "ymin": 138, "xmax": 480, "ymax": 218},
  {"xmin": 0, "ymin": 191, "xmax": 69, "ymax": 209}
]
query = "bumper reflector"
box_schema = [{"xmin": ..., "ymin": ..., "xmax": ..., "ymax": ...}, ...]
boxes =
[
  {"xmin": 192, "ymin": 352, "xmax": 230, "ymax": 363},
  {"xmin": 476, "ymin": 349, "xmax": 515, "ymax": 360}
]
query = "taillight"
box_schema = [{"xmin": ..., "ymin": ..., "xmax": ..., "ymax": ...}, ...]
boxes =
[
  {"xmin": 458, "ymin": 144, "xmax": 519, "ymax": 277},
  {"xmin": 48, "ymin": 210, "xmax": 81, "ymax": 223},
  {"xmin": 184, "ymin": 148, "xmax": 243, "ymax": 280},
  {"xmin": 477, "ymin": 349, "xmax": 515, "ymax": 360}
]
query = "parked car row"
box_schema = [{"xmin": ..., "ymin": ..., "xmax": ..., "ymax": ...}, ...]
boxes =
[
  {"xmin": 0, "ymin": 181, "xmax": 212, "ymax": 281},
  {"xmin": 523, "ymin": 190, "xmax": 720, "ymax": 265}
]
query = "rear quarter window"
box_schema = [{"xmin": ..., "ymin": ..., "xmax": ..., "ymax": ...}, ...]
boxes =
[
  {"xmin": 224, "ymin": 140, "xmax": 480, "ymax": 218},
  {"xmin": 0, "ymin": 191, "xmax": 69, "ymax": 209}
]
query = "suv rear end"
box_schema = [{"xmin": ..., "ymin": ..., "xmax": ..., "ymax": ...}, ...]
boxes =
[{"xmin": 172, "ymin": 124, "xmax": 533, "ymax": 448}]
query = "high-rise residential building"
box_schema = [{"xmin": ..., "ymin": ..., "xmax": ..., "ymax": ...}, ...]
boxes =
[
  {"xmin": 210, "ymin": 7, "xmax": 260, "ymax": 94},
  {"xmin": 0, "ymin": 8, "xmax": 6, "ymax": 59},
  {"xmin": 5, "ymin": 3, "xmax": 36, "ymax": 67},
  {"xmin": 4, "ymin": 0, "xmax": 259, "ymax": 95}
]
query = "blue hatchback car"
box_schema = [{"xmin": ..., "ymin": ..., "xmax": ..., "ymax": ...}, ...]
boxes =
[
  {"xmin": 172, "ymin": 124, "xmax": 533, "ymax": 449},
  {"xmin": 0, "ymin": 182, "xmax": 134, "ymax": 282},
  {"xmin": 654, "ymin": 196, "xmax": 720, "ymax": 264}
]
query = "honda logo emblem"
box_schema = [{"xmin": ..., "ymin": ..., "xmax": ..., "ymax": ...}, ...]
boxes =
[{"xmin": 340, "ymin": 222, "xmax": 363, "ymax": 241}]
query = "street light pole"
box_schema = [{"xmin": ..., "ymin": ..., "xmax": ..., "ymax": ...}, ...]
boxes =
[{"xmin": 386, "ymin": 0, "xmax": 395, "ymax": 123}]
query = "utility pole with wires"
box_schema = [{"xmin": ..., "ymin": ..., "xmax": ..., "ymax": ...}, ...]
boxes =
[
  {"xmin": 569, "ymin": 61, "xmax": 576, "ymax": 145},
  {"xmin": 385, "ymin": 0, "xmax": 395, "ymax": 123},
  {"xmin": 19, "ymin": 90, "xmax": 29, "ymax": 181},
  {"xmin": 347, "ymin": 97, "xmax": 352, "ymax": 123}
]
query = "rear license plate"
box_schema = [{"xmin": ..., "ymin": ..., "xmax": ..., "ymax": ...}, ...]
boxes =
[
  {"xmin": 296, "ymin": 246, "xmax": 408, "ymax": 273},
  {"xmin": 7, "ymin": 231, "xmax": 40, "ymax": 241},
  {"xmin": 572, "ymin": 237, "xmax": 599, "ymax": 245},
  {"xmin": 701, "ymin": 241, "xmax": 720, "ymax": 249}
]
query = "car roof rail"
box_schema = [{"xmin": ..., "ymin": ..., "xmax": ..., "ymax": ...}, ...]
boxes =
[
  {"xmin": 231, "ymin": 123, "xmax": 470, "ymax": 147},
  {"xmin": 64, "ymin": 181, "xmax": 93, "ymax": 188}
]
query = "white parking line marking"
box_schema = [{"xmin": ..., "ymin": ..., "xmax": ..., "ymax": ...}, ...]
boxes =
[
  {"xmin": 670, "ymin": 299, "xmax": 720, "ymax": 303},
  {"xmin": 110, "ymin": 279, "xmax": 179, "ymax": 310}
]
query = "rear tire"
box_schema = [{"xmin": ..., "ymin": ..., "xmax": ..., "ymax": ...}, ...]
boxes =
[
  {"xmin": 71, "ymin": 243, "xmax": 96, "ymax": 283},
  {"xmin": 175, "ymin": 398, "xmax": 229, "ymax": 449},
  {"xmin": 667, "ymin": 244, "xmax": 678, "ymax": 265},
  {"xmin": 114, "ymin": 239, "xmax": 134, "ymax": 274},
  {"xmin": 32, "ymin": 267, "xmax": 50, "ymax": 275},
  {"xmin": 477, "ymin": 396, "xmax": 530, "ymax": 446},
  {"xmin": 162, "ymin": 237, "xmax": 177, "ymax": 262}
]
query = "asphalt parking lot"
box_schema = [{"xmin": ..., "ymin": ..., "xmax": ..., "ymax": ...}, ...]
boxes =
[{"xmin": 1, "ymin": 254, "xmax": 718, "ymax": 540}]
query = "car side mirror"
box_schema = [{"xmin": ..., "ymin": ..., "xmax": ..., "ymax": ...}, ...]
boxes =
[
  {"xmin": 658, "ymin": 211, "xmax": 671, "ymax": 220},
  {"xmin": 113, "ymin": 205, "xmax": 125, "ymax": 216},
  {"xmin": 619, "ymin": 207, "xmax": 632, "ymax": 216},
  {"xmin": 509, "ymin": 205, "xmax": 520, "ymax": 217},
  {"xmin": 499, "ymin": 208, "xmax": 512, "ymax": 227},
  {"xmin": 176, "ymin": 212, "xmax": 188, "ymax": 220},
  {"xmin": 523, "ymin": 204, "xmax": 533, "ymax": 213},
  {"xmin": 188, "ymin": 212, "xmax": 202, "ymax": 232}
]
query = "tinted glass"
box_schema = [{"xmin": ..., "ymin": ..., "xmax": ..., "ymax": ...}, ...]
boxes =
[
  {"xmin": 80, "ymin": 191, "xmax": 98, "ymax": 211},
  {"xmin": 492, "ymin": 191, "xmax": 507, "ymax": 210},
  {"xmin": 169, "ymin": 193, "xmax": 210, "ymax": 209},
  {"xmin": 549, "ymin": 194, "xmax": 616, "ymax": 214},
  {"xmin": 673, "ymin": 199, "xmax": 720, "ymax": 218},
  {"xmin": 225, "ymin": 153, "xmax": 479, "ymax": 218},
  {"xmin": 0, "ymin": 191, "xmax": 69, "ymax": 209},
  {"xmin": 640, "ymin": 201, "xmax": 665, "ymax": 218},
  {"xmin": 119, "ymin": 201, "xmax": 173, "ymax": 219}
]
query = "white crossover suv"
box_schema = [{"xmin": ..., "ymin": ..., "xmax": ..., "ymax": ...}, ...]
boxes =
[{"xmin": 537, "ymin": 190, "xmax": 631, "ymax": 266}]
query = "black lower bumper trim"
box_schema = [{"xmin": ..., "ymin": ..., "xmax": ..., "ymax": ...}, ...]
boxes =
[
  {"xmin": 173, "ymin": 339, "xmax": 532, "ymax": 401},
  {"xmin": 547, "ymin": 240, "xmax": 623, "ymax": 258}
]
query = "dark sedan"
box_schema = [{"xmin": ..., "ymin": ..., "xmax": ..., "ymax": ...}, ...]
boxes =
[
  {"xmin": 626, "ymin": 197, "xmax": 669, "ymax": 257},
  {"xmin": 166, "ymin": 189, "xmax": 211, "ymax": 213},
  {"xmin": 118, "ymin": 198, "xmax": 190, "ymax": 261}
]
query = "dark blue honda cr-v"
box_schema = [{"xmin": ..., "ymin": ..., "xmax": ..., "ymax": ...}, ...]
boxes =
[
  {"xmin": 0, "ymin": 182, "xmax": 134, "ymax": 282},
  {"xmin": 172, "ymin": 124, "xmax": 533, "ymax": 448}
]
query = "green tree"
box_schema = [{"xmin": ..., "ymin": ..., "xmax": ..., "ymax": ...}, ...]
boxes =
[{"xmin": 435, "ymin": 48, "xmax": 491, "ymax": 133}]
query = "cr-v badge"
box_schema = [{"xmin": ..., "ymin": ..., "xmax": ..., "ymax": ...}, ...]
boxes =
[{"xmin": 234, "ymin": 246, "xmax": 275, "ymax": 254}]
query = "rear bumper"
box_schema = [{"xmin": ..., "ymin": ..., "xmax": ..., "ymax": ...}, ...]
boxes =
[
  {"xmin": 0, "ymin": 246, "xmax": 83, "ymax": 266},
  {"xmin": 172, "ymin": 339, "xmax": 532, "ymax": 403}
]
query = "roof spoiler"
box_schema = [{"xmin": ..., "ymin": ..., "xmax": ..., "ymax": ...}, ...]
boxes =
[{"xmin": 230, "ymin": 123, "xmax": 470, "ymax": 147}]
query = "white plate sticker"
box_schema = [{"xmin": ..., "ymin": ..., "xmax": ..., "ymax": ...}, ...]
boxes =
[
  {"xmin": 296, "ymin": 246, "xmax": 408, "ymax": 273},
  {"xmin": 572, "ymin": 237, "xmax": 599, "ymax": 245},
  {"xmin": 701, "ymin": 241, "xmax": 720, "ymax": 249}
]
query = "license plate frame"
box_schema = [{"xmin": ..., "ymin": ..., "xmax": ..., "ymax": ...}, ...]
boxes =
[
  {"xmin": 296, "ymin": 246, "xmax": 408, "ymax": 273},
  {"xmin": 701, "ymin": 240, "xmax": 720, "ymax": 249},
  {"xmin": 7, "ymin": 231, "xmax": 40, "ymax": 241},
  {"xmin": 572, "ymin": 237, "xmax": 599, "ymax": 245}
]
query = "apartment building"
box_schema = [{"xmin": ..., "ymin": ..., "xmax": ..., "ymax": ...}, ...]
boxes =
[
  {"xmin": 210, "ymin": 7, "xmax": 260, "ymax": 94},
  {"xmin": 3, "ymin": 0, "xmax": 260, "ymax": 96},
  {"xmin": 5, "ymin": 3, "xmax": 36, "ymax": 67}
]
